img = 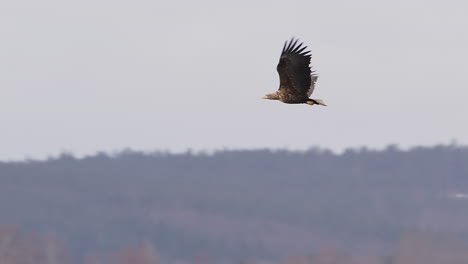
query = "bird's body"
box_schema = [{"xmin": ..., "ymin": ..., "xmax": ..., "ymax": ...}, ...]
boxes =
[{"xmin": 263, "ymin": 38, "xmax": 326, "ymax": 106}]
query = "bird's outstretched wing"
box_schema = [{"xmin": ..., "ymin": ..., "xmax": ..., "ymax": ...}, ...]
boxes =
[{"xmin": 276, "ymin": 38, "xmax": 317, "ymax": 96}]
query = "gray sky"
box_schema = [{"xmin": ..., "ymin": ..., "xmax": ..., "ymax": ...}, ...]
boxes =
[{"xmin": 1, "ymin": 0, "xmax": 467, "ymax": 160}]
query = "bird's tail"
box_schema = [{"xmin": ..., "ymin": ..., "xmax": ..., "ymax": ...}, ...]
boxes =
[{"xmin": 306, "ymin": 99, "xmax": 327, "ymax": 106}]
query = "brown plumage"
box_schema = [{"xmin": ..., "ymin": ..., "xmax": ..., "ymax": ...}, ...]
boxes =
[{"xmin": 262, "ymin": 38, "xmax": 326, "ymax": 106}]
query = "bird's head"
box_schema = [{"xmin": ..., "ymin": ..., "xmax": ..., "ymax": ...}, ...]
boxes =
[{"xmin": 262, "ymin": 93, "xmax": 279, "ymax": 100}]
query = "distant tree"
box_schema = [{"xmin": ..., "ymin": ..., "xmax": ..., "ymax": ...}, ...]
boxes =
[
  {"xmin": 192, "ymin": 253, "xmax": 213, "ymax": 264},
  {"xmin": 310, "ymin": 247, "xmax": 350, "ymax": 264},
  {"xmin": 352, "ymin": 255, "xmax": 386, "ymax": 264},
  {"xmin": 43, "ymin": 233, "xmax": 70, "ymax": 264},
  {"xmin": 393, "ymin": 231, "xmax": 468, "ymax": 264},
  {"xmin": 116, "ymin": 242, "xmax": 159, "ymax": 264},
  {"xmin": 0, "ymin": 225, "xmax": 70, "ymax": 264},
  {"xmin": 281, "ymin": 255, "xmax": 313, "ymax": 264},
  {"xmin": 84, "ymin": 242, "xmax": 159, "ymax": 264}
]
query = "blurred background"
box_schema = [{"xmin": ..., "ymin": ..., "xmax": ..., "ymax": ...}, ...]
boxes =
[{"xmin": 1, "ymin": 0, "xmax": 468, "ymax": 263}]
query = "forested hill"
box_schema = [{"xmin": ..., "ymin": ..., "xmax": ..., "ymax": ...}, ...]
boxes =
[{"xmin": 1, "ymin": 145, "xmax": 468, "ymax": 263}]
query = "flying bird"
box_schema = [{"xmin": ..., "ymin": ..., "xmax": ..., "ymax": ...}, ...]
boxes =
[{"xmin": 262, "ymin": 38, "xmax": 326, "ymax": 106}]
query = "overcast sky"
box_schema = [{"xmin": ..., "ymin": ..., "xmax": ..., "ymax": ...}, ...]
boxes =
[{"xmin": 1, "ymin": 0, "xmax": 467, "ymax": 160}]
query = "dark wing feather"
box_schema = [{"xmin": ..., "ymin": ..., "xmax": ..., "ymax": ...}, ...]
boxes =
[{"xmin": 277, "ymin": 38, "xmax": 317, "ymax": 96}]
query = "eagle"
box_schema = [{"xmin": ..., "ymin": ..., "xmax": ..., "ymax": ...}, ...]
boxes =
[{"xmin": 262, "ymin": 38, "xmax": 326, "ymax": 106}]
